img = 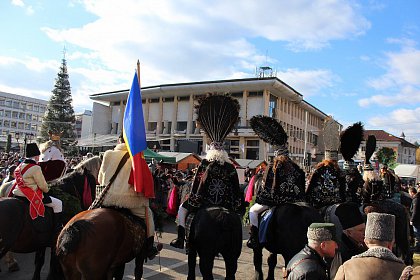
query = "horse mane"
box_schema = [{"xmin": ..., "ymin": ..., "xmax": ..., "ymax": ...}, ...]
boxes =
[
  {"xmin": 73, "ymin": 156, "xmax": 102, "ymax": 181},
  {"xmin": 57, "ymin": 220, "xmax": 93, "ymax": 256}
]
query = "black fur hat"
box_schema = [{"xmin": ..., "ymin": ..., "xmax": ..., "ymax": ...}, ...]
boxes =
[
  {"xmin": 340, "ymin": 122, "xmax": 364, "ymax": 170},
  {"xmin": 25, "ymin": 143, "xmax": 40, "ymax": 158},
  {"xmin": 364, "ymin": 135, "xmax": 376, "ymax": 171},
  {"xmin": 335, "ymin": 202, "xmax": 364, "ymax": 230},
  {"xmin": 250, "ymin": 115, "xmax": 288, "ymax": 156}
]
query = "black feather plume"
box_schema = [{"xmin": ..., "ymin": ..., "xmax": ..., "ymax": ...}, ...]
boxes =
[
  {"xmin": 195, "ymin": 93, "xmax": 240, "ymax": 143},
  {"xmin": 250, "ymin": 115, "xmax": 288, "ymax": 146},
  {"xmin": 340, "ymin": 122, "xmax": 364, "ymax": 161},
  {"xmin": 365, "ymin": 135, "xmax": 376, "ymax": 162}
]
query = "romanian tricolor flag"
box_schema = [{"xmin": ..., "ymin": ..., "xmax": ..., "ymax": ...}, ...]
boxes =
[{"xmin": 123, "ymin": 71, "xmax": 155, "ymax": 198}]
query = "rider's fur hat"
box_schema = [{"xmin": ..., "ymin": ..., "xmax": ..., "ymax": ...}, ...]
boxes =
[
  {"xmin": 335, "ymin": 202, "xmax": 364, "ymax": 230},
  {"xmin": 363, "ymin": 135, "xmax": 376, "ymax": 171},
  {"xmin": 307, "ymin": 223, "xmax": 337, "ymax": 242},
  {"xmin": 25, "ymin": 143, "xmax": 40, "ymax": 158},
  {"xmin": 195, "ymin": 93, "xmax": 239, "ymax": 163},
  {"xmin": 340, "ymin": 122, "xmax": 364, "ymax": 170},
  {"xmin": 365, "ymin": 212, "xmax": 395, "ymax": 242},
  {"xmin": 323, "ymin": 116, "xmax": 340, "ymax": 161}
]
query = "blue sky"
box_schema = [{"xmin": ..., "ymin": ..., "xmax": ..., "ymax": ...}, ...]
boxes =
[{"xmin": 0, "ymin": 0, "xmax": 419, "ymax": 143}]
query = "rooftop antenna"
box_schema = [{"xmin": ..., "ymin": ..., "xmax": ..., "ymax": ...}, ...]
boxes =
[{"xmin": 256, "ymin": 50, "xmax": 274, "ymax": 78}]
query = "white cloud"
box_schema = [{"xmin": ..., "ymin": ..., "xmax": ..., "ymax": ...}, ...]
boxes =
[
  {"xmin": 368, "ymin": 107, "xmax": 420, "ymax": 143},
  {"xmin": 359, "ymin": 86, "xmax": 420, "ymax": 107},
  {"xmin": 11, "ymin": 0, "xmax": 34, "ymax": 15},
  {"xmin": 11, "ymin": 0, "xmax": 24, "ymax": 7},
  {"xmin": 277, "ymin": 68, "xmax": 337, "ymax": 96},
  {"xmin": 360, "ymin": 41, "xmax": 420, "ymax": 107},
  {"xmin": 2, "ymin": 0, "xmax": 370, "ymax": 112}
]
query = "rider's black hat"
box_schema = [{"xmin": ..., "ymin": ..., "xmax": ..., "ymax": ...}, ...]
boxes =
[{"xmin": 25, "ymin": 143, "xmax": 40, "ymax": 158}]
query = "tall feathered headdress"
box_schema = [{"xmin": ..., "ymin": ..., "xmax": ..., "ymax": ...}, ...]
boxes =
[
  {"xmin": 195, "ymin": 93, "xmax": 240, "ymax": 162},
  {"xmin": 250, "ymin": 115, "xmax": 288, "ymax": 156},
  {"xmin": 364, "ymin": 135, "xmax": 376, "ymax": 171},
  {"xmin": 340, "ymin": 122, "xmax": 364, "ymax": 170},
  {"xmin": 323, "ymin": 116, "xmax": 341, "ymax": 161}
]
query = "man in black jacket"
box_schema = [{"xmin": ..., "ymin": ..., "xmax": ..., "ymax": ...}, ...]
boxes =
[
  {"xmin": 285, "ymin": 223, "xmax": 338, "ymax": 280},
  {"xmin": 334, "ymin": 202, "xmax": 368, "ymax": 262}
]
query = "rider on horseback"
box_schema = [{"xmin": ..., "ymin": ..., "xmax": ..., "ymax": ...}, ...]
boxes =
[
  {"xmin": 340, "ymin": 122, "xmax": 365, "ymax": 204},
  {"xmin": 98, "ymin": 133, "xmax": 161, "ymax": 260},
  {"xmin": 246, "ymin": 115, "xmax": 306, "ymax": 249},
  {"xmin": 170, "ymin": 94, "xmax": 243, "ymax": 249},
  {"xmin": 38, "ymin": 131, "xmax": 67, "ymax": 182},
  {"xmin": 11, "ymin": 142, "xmax": 63, "ymax": 232},
  {"xmin": 362, "ymin": 135, "xmax": 385, "ymax": 203},
  {"xmin": 306, "ymin": 117, "xmax": 346, "ymax": 209}
]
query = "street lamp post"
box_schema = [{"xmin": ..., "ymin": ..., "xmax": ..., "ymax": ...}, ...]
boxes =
[{"xmin": 15, "ymin": 132, "xmax": 20, "ymax": 155}]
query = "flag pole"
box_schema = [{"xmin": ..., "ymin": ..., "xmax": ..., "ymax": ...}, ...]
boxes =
[{"xmin": 137, "ymin": 59, "xmax": 141, "ymax": 88}]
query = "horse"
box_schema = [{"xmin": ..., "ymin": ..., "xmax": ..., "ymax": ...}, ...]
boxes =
[
  {"xmin": 0, "ymin": 157, "xmax": 99, "ymax": 280},
  {"xmin": 186, "ymin": 206, "xmax": 243, "ymax": 280},
  {"xmin": 251, "ymin": 202, "xmax": 323, "ymax": 280},
  {"xmin": 56, "ymin": 208, "xmax": 148, "ymax": 280}
]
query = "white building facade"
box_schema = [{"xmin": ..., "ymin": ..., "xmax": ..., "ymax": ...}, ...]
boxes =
[
  {"xmin": 0, "ymin": 91, "xmax": 47, "ymax": 150},
  {"xmin": 75, "ymin": 110, "xmax": 93, "ymax": 139},
  {"xmin": 89, "ymin": 77, "xmax": 331, "ymax": 164}
]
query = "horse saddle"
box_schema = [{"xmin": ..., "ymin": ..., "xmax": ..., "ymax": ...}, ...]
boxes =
[
  {"xmin": 258, "ymin": 207, "xmax": 275, "ymax": 244},
  {"xmin": 104, "ymin": 206, "xmax": 147, "ymax": 254}
]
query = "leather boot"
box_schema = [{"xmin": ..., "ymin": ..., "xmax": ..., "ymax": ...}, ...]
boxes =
[
  {"xmin": 145, "ymin": 237, "xmax": 162, "ymax": 260},
  {"xmin": 414, "ymin": 238, "xmax": 420, "ymax": 253},
  {"xmin": 53, "ymin": 212, "xmax": 63, "ymax": 235},
  {"xmin": 170, "ymin": 226, "xmax": 185, "ymax": 249},
  {"xmin": 246, "ymin": 225, "xmax": 259, "ymax": 249}
]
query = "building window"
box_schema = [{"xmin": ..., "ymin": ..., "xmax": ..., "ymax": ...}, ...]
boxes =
[
  {"xmin": 26, "ymin": 104, "xmax": 33, "ymax": 111},
  {"xmin": 246, "ymin": 148, "xmax": 259, "ymax": 160},
  {"xmin": 4, "ymin": 120, "xmax": 10, "ymax": 127},
  {"xmin": 18, "ymin": 122, "xmax": 24, "ymax": 129},
  {"xmin": 0, "ymin": 99, "xmax": 5, "ymax": 106},
  {"xmin": 10, "ymin": 121, "xmax": 17, "ymax": 128},
  {"xmin": 20, "ymin": 103, "xmax": 26, "ymax": 110},
  {"xmin": 32, "ymin": 115, "xmax": 38, "ymax": 121},
  {"xmin": 176, "ymin": 121, "xmax": 187, "ymax": 132},
  {"xmin": 19, "ymin": 112, "xmax": 25, "ymax": 119},
  {"xmin": 33, "ymin": 105, "xmax": 39, "ymax": 112},
  {"xmin": 12, "ymin": 101, "xmax": 19, "ymax": 109},
  {"xmin": 230, "ymin": 140, "xmax": 240, "ymax": 146},
  {"xmin": 5, "ymin": 100, "xmax": 12, "ymax": 107},
  {"xmin": 26, "ymin": 114, "xmax": 32, "ymax": 120},
  {"xmin": 25, "ymin": 123, "xmax": 31, "ymax": 130},
  {"xmin": 269, "ymin": 94, "xmax": 277, "ymax": 118},
  {"xmin": 31, "ymin": 124, "xmax": 37, "ymax": 131},
  {"xmin": 147, "ymin": 122, "xmax": 157, "ymax": 132},
  {"xmin": 12, "ymin": 111, "xmax": 18, "ymax": 118},
  {"xmin": 247, "ymin": 140, "xmax": 259, "ymax": 147},
  {"xmin": 0, "ymin": 110, "xmax": 3, "ymax": 117}
]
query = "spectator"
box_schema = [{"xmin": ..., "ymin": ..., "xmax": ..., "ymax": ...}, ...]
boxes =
[
  {"xmin": 334, "ymin": 202, "xmax": 368, "ymax": 262},
  {"xmin": 285, "ymin": 223, "xmax": 338, "ymax": 280},
  {"xmin": 334, "ymin": 213, "xmax": 405, "ymax": 280},
  {"xmin": 409, "ymin": 187, "xmax": 420, "ymax": 252}
]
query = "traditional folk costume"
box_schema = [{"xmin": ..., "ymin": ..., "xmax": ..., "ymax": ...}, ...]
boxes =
[
  {"xmin": 306, "ymin": 117, "xmax": 346, "ymax": 209},
  {"xmin": 11, "ymin": 143, "xmax": 63, "ymax": 229},
  {"xmin": 340, "ymin": 122, "xmax": 365, "ymax": 204},
  {"xmin": 98, "ymin": 135, "xmax": 160, "ymax": 260},
  {"xmin": 170, "ymin": 94, "xmax": 243, "ymax": 249},
  {"xmin": 246, "ymin": 115, "xmax": 305, "ymax": 249}
]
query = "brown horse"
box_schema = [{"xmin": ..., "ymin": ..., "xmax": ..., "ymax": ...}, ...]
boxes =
[
  {"xmin": 56, "ymin": 208, "xmax": 148, "ymax": 280},
  {"xmin": 0, "ymin": 160, "xmax": 99, "ymax": 280}
]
